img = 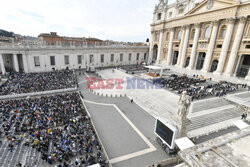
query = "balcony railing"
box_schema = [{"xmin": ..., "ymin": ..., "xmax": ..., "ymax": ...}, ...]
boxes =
[
  {"xmin": 198, "ymin": 37, "xmax": 210, "ymax": 43},
  {"xmin": 243, "ymin": 35, "xmax": 250, "ymax": 42}
]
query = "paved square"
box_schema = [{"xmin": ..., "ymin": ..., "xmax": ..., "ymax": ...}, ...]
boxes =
[{"xmin": 84, "ymin": 102, "xmax": 152, "ymax": 159}]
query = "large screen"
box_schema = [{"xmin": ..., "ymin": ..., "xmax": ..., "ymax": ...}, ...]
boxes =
[{"xmin": 155, "ymin": 119, "xmax": 174, "ymax": 147}]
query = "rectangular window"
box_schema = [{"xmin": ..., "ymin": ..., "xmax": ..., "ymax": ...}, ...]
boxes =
[
  {"xmin": 178, "ymin": 9, "xmax": 184, "ymax": 14},
  {"xmin": 111, "ymin": 54, "xmax": 114, "ymax": 62},
  {"xmin": 144, "ymin": 53, "xmax": 147, "ymax": 60},
  {"xmin": 217, "ymin": 44, "xmax": 222, "ymax": 48},
  {"xmin": 169, "ymin": 12, "xmax": 172, "ymax": 18},
  {"xmin": 90, "ymin": 55, "xmax": 94, "ymax": 63},
  {"xmin": 120, "ymin": 54, "xmax": 123, "ymax": 61},
  {"xmin": 246, "ymin": 45, "xmax": 250, "ymax": 49},
  {"xmin": 157, "ymin": 13, "xmax": 161, "ymax": 20},
  {"xmin": 129, "ymin": 53, "xmax": 132, "ymax": 61},
  {"xmin": 136, "ymin": 53, "xmax": 140, "ymax": 61},
  {"xmin": 100, "ymin": 54, "xmax": 104, "ymax": 63},
  {"xmin": 78, "ymin": 55, "xmax": 82, "ymax": 64},
  {"xmin": 34, "ymin": 56, "xmax": 40, "ymax": 67},
  {"xmin": 65, "ymin": 55, "xmax": 69, "ymax": 65},
  {"xmin": 189, "ymin": 44, "xmax": 193, "ymax": 48},
  {"xmin": 50, "ymin": 56, "xmax": 55, "ymax": 66}
]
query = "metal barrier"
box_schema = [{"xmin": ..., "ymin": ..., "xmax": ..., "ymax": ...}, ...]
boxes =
[{"xmin": 0, "ymin": 87, "xmax": 78, "ymax": 100}]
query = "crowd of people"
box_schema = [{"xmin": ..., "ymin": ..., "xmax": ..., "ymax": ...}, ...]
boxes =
[
  {"xmin": 154, "ymin": 74, "xmax": 206, "ymax": 91},
  {"xmin": 0, "ymin": 93, "xmax": 106, "ymax": 166},
  {"xmin": 0, "ymin": 70, "xmax": 77, "ymax": 95},
  {"xmin": 153, "ymin": 74, "xmax": 248, "ymax": 100},
  {"xmin": 121, "ymin": 64, "xmax": 148, "ymax": 74},
  {"xmin": 181, "ymin": 81, "xmax": 240, "ymax": 100}
]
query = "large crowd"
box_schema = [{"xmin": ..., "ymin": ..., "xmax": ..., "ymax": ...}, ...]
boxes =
[
  {"xmin": 154, "ymin": 74, "xmax": 247, "ymax": 100},
  {"xmin": 121, "ymin": 65, "xmax": 148, "ymax": 74},
  {"xmin": 0, "ymin": 93, "xmax": 106, "ymax": 167},
  {"xmin": 0, "ymin": 70, "xmax": 77, "ymax": 95},
  {"xmin": 0, "ymin": 66, "xmax": 248, "ymax": 167},
  {"xmin": 182, "ymin": 81, "xmax": 241, "ymax": 100},
  {"xmin": 154, "ymin": 74, "xmax": 206, "ymax": 90}
]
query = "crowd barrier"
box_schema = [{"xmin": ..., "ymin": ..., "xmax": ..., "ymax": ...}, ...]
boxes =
[{"xmin": 0, "ymin": 87, "xmax": 78, "ymax": 100}]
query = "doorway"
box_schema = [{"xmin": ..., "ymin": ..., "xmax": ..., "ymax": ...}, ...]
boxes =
[
  {"xmin": 2, "ymin": 54, "xmax": 14, "ymax": 72},
  {"xmin": 152, "ymin": 45, "xmax": 158, "ymax": 63},
  {"xmin": 236, "ymin": 54, "xmax": 250, "ymax": 78},
  {"xmin": 196, "ymin": 52, "xmax": 206, "ymax": 70},
  {"xmin": 185, "ymin": 57, "xmax": 190, "ymax": 68},
  {"xmin": 17, "ymin": 54, "xmax": 24, "ymax": 72},
  {"xmin": 172, "ymin": 51, "xmax": 179, "ymax": 65}
]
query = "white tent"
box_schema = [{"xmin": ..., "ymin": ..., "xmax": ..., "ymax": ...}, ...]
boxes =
[
  {"xmin": 87, "ymin": 164, "xmax": 101, "ymax": 167},
  {"xmin": 144, "ymin": 66, "xmax": 169, "ymax": 77}
]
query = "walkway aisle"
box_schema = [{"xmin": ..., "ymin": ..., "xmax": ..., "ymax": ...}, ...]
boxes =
[{"xmin": 77, "ymin": 73, "xmax": 168, "ymax": 167}]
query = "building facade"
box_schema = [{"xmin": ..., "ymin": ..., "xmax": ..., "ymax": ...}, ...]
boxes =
[
  {"xmin": 0, "ymin": 45, "xmax": 149, "ymax": 74},
  {"xmin": 149, "ymin": 0, "xmax": 250, "ymax": 80},
  {"xmin": 38, "ymin": 32, "xmax": 87, "ymax": 46}
]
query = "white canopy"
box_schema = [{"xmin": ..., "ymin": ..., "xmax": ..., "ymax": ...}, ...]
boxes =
[
  {"xmin": 87, "ymin": 164, "xmax": 100, "ymax": 167},
  {"xmin": 145, "ymin": 66, "xmax": 168, "ymax": 70}
]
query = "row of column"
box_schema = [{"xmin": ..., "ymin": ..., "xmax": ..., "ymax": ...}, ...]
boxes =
[
  {"xmin": 0, "ymin": 54, "xmax": 29, "ymax": 74},
  {"xmin": 165, "ymin": 17, "xmax": 247, "ymax": 76}
]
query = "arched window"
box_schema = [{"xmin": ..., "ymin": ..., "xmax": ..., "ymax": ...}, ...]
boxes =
[
  {"xmin": 219, "ymin": 25, "xmax": 227, "ymax": 39},
  {"xmin": 210, "ymin": 60, "xmax": 218, "ymax": 72},
  {"xmin": 153, "ymin": 45, "xmax": 158, "ymax": 62},
  {"xmin": 177, "ymin": 30, "xmax": 182, "ymax": 40},
  {"xmin": 204, "ymin": 26, "xmax": 210, "ymax": 39},
  {"xmin": 157, "ymin": 13, "xmax": 162, "ymax": 20},
  {"xmin": 190, "ymin": 29, "xmax": 195, "ymax": 40}
]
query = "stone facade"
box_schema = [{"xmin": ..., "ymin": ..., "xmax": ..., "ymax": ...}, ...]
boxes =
[
  {"xmin": 0, "ymin": 45, "xmax": 149, "ymax": 74},
  {"xmin": 149, "ymin": 0, "xmax": 250, "ymax": 81}
]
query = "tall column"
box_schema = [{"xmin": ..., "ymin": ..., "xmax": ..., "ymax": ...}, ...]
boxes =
[
  {"xmin": 166, "ymin": 28, "xmax": 175, "ymax": 65},
  {"xmin": 148, "ymin": 31, "xmax": 154, "ymax": 64},
  {"xmin": 187, "ymin": 23, "xmax": 200, "ymax": 70},
  {"xmin": 202, "ymin": 20, "xmax": 219, "ymax": 72},
  {"xmin": 13, "ymin": 54, "xmax": 19, "ymax": 72},
  {"xmin": 245, "ymin": 69, "xmax": 250, "ymax": 81},
  {"xmin": 233, "ymin": 54, "xmax": 242, "ymax": 77},
  {"xmin": 224, "ymin": 17, "xmax": 246, "ymax": 76},
  {"xmin": 176, "ymin": 26, "xmax": 185, "ymax": 66},
  {"xmin": 22, "ymin": 54, "xmax": 29, "ymax": 73},
  {"xmin": 0, "ymin": 54, "xmax": 6, "ymax": 75},
  {"xmin": 180, "ymin": 25, "xmax": 190, "ymax": 67},
  {"xmin": 214, "ymin": 18, "xmax": 235, "ymax": 75},
  {"xmin": 156, "ymin": 29, "xmax": 164, "ymax": 64}
]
